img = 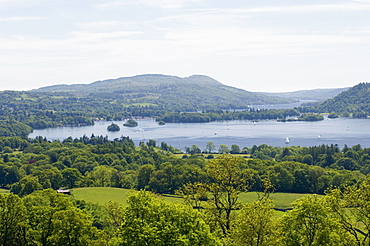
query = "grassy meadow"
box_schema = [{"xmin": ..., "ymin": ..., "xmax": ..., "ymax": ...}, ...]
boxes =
[{"xmin": 71, "ymin": 187, "xmax": 314, "ymax": 209}]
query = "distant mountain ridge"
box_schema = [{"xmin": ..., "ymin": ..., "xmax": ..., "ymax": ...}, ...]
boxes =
[
  {"xmin": 262, "ymin": 87, "xmax": 349, "ymax": 101},
  {"xmin": 35, "ymin": 74, "xmax": 293, "ymax": 110},
  {"xmin": 37, "ymin": 74, "xmax": 223, "ymax": 92}
]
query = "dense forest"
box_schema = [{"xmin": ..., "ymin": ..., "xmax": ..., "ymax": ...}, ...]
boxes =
[
  {"xmin": 1, "ymin": 136, "xmax": 370, "ymax": 245},
  {"xmin": 0, "ymin": 136, "xmax": 367, "ymax": 196}
]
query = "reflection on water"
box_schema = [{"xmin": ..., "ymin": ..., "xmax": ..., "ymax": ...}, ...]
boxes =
[{"xmin": 29, "ymin": 117, "xmax": 370, "ymax": 151}]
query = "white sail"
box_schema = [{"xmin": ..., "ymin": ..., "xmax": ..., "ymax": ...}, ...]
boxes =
[{"xmin": 285, "ymin": 137, "xmax": 290, "ymax": 144}]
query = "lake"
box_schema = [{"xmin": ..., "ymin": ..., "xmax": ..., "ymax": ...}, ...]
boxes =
[{"xmin": 29, "ymin": 117, "xmax": 370, "ymax": 151}]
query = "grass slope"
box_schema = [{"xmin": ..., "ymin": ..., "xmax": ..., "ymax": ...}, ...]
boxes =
[{"xmin": 0, "ymin": 188, "xmax": 9, "ymax": 194}]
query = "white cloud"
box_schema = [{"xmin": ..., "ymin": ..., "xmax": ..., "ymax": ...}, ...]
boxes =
[
  {"xmin": 0, "ymin": 16, "xmax": 45, "ymax": 21},
  {"xmin": 78, "ymin": 21, "xmax": 121, "ymax": 30},
  {"xmin": 95, "ymin": 0, "xmax": 201, "ymax": 9},
  {"xmin": 69, "ymin": 31, "xmax": 143, "ymax": 42},
  {"xmin": 231, "ymin": 2, "xmax": 370, "ymax": 13}
]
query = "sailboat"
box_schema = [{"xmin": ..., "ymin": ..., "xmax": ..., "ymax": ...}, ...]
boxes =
[{"xmin": 285, "ymin": 137, "xmax": 290, "ymax": 144}]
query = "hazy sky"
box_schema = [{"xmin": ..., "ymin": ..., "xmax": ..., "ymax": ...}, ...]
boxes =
[{"xmin": 1, "ymin": 0, "xmax": 369, "ymax": 92}]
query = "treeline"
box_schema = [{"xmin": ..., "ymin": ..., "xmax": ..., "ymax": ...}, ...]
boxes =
[
  {"xmin": 2, "ymin": 157, "xmax": 370, "ymax": 245},
  {"xmin": 0, "ymin": 91, "xmax": 162, "ymax": 133},
  {"xmin": 0, "ymin": 120, "xmax": 33, "ymax": 137},
  {"xmin": 156, "ymin": 109, "xmax": 301, "ymax": 123},
  {"xmin": 0, "ymin": 136, "xmax": 367, "ymax": 196}
]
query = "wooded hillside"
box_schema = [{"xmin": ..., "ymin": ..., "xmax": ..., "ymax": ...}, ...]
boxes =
[
  {"xmin": 308, "ymin": 82, "xmax": 370, "ymax": 117},
  {"xmin": 35, "ymin": 74, "xmax": 293, "ymax": 110}
]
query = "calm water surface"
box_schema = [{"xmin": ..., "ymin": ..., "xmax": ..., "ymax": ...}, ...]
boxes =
[{"xmin": 29, "ymin": 117, "xmax": 370, "ymax": 151}]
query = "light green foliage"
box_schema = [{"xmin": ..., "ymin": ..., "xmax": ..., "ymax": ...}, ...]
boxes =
[
  {"xmin": 87, "ymin": 165, "xmax": 114, "ymax": 187},
  {"xmin": 228, "ymin": 198, "xmax": 280, "ymax": 246},
  {"xmin": 118, "ymin": 190, "xmax": 220, "ymax": 246},
  {"xmin": 205, "ymin": 141, "xmax": 216, "ymax": 153},
  {"xmin": 205, "ymin": 155, "xmax": 250, "ymax": 235},
  {"xmin": 218, "ymin": 144, "xmax": 230, "ymax": 154},
  {"xmin": 178, "ymin": 154, "xmax": 251, "ymax": 236},
  {"xmin": 0, "ymin": 193, "xmax": 27, "ymax": 245},
  {"xmin": 48, "ymin": 207, "xmax": 95, "ymax": 245},
  {"xmin": 279, "ymin": 195, "xmax": 351, "ymax": 246},
  {"xmin": 327, "ymin": 175, "xmax": 370, "ymax": 245},
  {"xmin": 23, "ymin": 189, "xmax": 96, "ymax": 245}
]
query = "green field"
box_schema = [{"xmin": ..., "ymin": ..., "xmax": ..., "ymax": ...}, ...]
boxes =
[
  {"xmin": 239, "ymin": 192, "xmax": 319, "ymax": 209},
  {"xmin": 71, "ymin": 187, "xmax": 132, "ymax": 205},
  {"xmin": 174, "ymin": 154, "xmax": 251, "ymax": 158},
  {"xmin": 71, "ymin": 187, "xmax": 313, "ymax": 208}
]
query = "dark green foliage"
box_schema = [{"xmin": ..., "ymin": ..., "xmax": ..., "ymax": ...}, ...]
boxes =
[
  {"xmin": 107, "ymin": 123, "xmax": 120, "ymax": 132},
  {"xmin": 328, "ymin": 112, "xmax": 339, "ymax": 118},
  {"xmin": 123, "ymin": 119, "xmax": 138, "ymax": 127},
  {"xmin": 298, "ymin": 113, "xmax": 324, "ymax": 121},
  {"xmin": 156, "ymin": 108, "xmax": 300, "ymax": 123},
  {"xmin": 0, "ymin": 120, "xmax": 32, "ymax": 137}
]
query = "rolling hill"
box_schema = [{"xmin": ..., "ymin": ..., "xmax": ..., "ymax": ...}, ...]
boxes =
[{"xmin": 35, "ymin": 74, "xmax": 293, "ymax": 110}]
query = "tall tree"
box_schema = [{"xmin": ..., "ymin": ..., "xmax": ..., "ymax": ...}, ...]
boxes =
[
  {"xmin": 279, "ymin": 195, "xmax": 352, "ymax": 246},
  {"xmin": 228, "ymin": 197, "xmax": 280, "ymax": 246},
  {"xmin": 0, "ymin": 194, "xmax": 28, "ymax": 246},
  {"xmin": 179, "ymin": 154, "xmax": 251, "ymax": 236},
  {"xmin": 205, "ymin": 142, "xmax": 216, "ymax": 153},
  {"xmin": 23, "ymin": 189, "xmax": 96, "ymax": 246},
  {"xmin": 118, "ymin": 190, "xmax": 220, "ymax": 245},
  {"xmin": 327, "ymin": 175, "xmax": 370, "ymax": 245},
  {"xmin": 218, "ymin": 144, "xmax": 230, "ymax": 154}
]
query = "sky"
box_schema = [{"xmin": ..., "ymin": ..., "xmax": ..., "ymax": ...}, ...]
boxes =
[{"xmin": 0, "ymin": 0, "xmax": 370, "ymax": 92}]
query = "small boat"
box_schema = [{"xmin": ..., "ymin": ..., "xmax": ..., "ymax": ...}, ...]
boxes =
[
  {"xmin": 285, "ymin": 137, "xmax": 290, "ymax": 144},
  {"xmin": 318, "ymin": 135, "xmax": 321, "ymax": 139},
  {"xmin": 214, "ymin": 132, "xmax": 217, "ymax": 135}
]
